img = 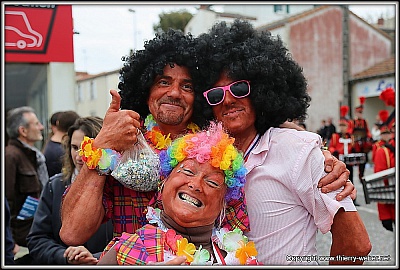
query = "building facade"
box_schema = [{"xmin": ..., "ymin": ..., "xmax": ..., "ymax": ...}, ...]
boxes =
[
  {"xmin": 350, "ymin": 56, "xmax": 395, "ymax": 130},
  {"xmin": 185, "ymin": 4, "xmax": 316, "ymax": 36},
  {"xmin": 75, "ymin": 70, "xmax": 120, "ymax": 118},
  {"xmin": 256, "ymin": 5, "xmax": 393, "ymax": 132}
]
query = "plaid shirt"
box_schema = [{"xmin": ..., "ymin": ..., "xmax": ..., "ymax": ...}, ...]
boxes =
[
  {"xmin": 103, "ymin": 177, "xmax": 156, "ymax": 237},
  {"xmin": 102, "ymin": 226, "xmax": 165, "ymax": 265}
]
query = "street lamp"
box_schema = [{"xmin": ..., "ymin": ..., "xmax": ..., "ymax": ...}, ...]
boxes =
[{"xmin": 128, "ymin": 8, "xmax": 137, "ymax": 50}]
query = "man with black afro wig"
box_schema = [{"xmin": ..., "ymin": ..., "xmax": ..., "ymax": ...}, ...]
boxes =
[
  {"xmin": 194, "ymin": 19, "xmax": 371, "ymax": 265},
  {"xmin": 118, "ymin": 29, "xmax": 206, "ymax": 128},
  {"xmin": 60, "ymin": 28, "xmax": 209, "ymax": 246}
]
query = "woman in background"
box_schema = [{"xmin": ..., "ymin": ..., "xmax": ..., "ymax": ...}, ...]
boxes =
[{"xmin": 27, "ymin": 116, "xmax": 113, "ymax": 264}]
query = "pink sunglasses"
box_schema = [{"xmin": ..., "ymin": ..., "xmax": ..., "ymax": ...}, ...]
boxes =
[{"xmin": 203, "ymin": 80, "xmax": 251, "ymax": 106}]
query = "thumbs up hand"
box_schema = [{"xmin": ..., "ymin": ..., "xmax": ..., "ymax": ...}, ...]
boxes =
[{"xmin": 93, "ymin": 89, "xmax": 141, "ymax": 152}]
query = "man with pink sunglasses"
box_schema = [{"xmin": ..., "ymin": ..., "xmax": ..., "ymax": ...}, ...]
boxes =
[{"xmin": 195, "ymin": 19, "xmax": 371, "ymax": 265}]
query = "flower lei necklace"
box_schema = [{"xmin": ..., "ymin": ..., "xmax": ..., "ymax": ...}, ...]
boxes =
[
  {"xmin": 144, "ymin": 114, "xmax": 200, "ymax": 150},
  {"xmin": 146, "ymin": 206, "xmax": 259, "ymax": 265}
]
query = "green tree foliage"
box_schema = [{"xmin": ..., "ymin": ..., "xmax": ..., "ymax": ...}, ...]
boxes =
[{"xmin": 153, "ymin": 9, "xmax": 193, "ymax": 33}]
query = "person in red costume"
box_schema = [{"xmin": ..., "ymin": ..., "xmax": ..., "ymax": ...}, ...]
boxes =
[
  {"xmin": 373, "ymin": 120, "xmax": 395, "ymax": 231},
  {"xmin": 351, "ymin": 96, "xmax": 373, "ymax": 182},
  {"xmin": 329, "ymin": 107, "xmax": 355, "ymax": 176},
  {"xmin": 371, "ymin": 110, "xmax": 389, "ymax": 163},
  {"xmin": 374, "ymin": 86, "xmax": 396, "ymax": 232},
  {"xmin": 329, "ymin": 106, "xmax": 359, "ymax": 206},
  {"xmin": 378, "ymin": 87, "xmax": 395, "ymax": 165},
  {"xmin": 379, "ymin": 87, "xmax": 395, "ymax": 137}
]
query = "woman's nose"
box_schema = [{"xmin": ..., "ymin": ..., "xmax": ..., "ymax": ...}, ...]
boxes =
[{"xmin": 188, "ymin": 177, "xmax": 202, "ymax": 192}]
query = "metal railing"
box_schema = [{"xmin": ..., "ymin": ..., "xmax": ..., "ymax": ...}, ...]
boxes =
[{"xmin": 362, "ymin": 167, "xmax": 395, "ymax": 204}]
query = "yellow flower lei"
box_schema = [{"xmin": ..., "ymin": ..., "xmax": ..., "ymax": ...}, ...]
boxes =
[
  {"xmin": 144, "ymin": 114, "xmax": 200, "ymax": 150},
  {"xmin": 79, "ymin": 136, "xmax": 102, "ymax": 169},
  {"xmin": 79, "ymin": 136, "xmax": 121, "ymax": 174}
]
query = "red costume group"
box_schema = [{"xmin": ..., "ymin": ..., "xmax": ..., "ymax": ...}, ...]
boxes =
[
  {"xmin": 372, "ymin": 88, "xmax": 396, "ymax": 232},
  {"xmin": 328, "ymin": 87, "xmax": 395, "ymax": 231}
]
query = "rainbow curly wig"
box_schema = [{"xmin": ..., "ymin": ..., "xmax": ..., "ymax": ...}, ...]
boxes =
[{"xmin": 159, "ymin": 122, "xmax": 247, "ymax": 202}]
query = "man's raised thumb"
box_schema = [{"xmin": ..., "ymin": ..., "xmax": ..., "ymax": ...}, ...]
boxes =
[{"xmin": 108, "ymin": 89, "xmax": 121, "ymax": 113}]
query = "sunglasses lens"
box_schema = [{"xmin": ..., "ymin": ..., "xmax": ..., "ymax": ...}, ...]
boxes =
[
  {"xmin": 206, "ymin": 88, "xmax": 224, "ymax": 105},
  {"xmin": 231, "ymin": 81, "xmax": 249, "ymax": 97}
]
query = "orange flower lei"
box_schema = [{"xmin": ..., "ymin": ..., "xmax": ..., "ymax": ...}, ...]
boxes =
[
  {"xmin": 79, "ymin": 136, "xmax": 121, "ymax": 174},
  {"xmin": 79, "ymin": 136, "xmax": 102, "ymax": 169},
  {"xmin": 144, "ymin": 114, "xmax": 200, "ymax": 150}
]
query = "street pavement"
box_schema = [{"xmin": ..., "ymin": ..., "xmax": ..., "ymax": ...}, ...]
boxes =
[{"xmin": 316, "ymin": 164, "xmax": 397, "ymax": 266}]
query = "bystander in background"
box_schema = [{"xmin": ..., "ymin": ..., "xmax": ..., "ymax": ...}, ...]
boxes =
[
  {"xmin": 42, "ymin": 112, "xmax": 62, "ymax": 150},
  {"xmin": 5, "ymin": 198, "xmax": 16, "ymax": 265},
  {"xmin": 317, "ymin": 119, "xmax": 327, "ymax": 142},
  {"xmin": 43, "ymin": 111, "xmax": 80, "ymax": 177},
  {"xmin": 27, "ymin": 116, "xmax": 113, "ymax": 264},
  {"xmin": 5, "ymin": 106, "xmax": 48, "ymax": 264},
  {"xmin": 325, "ymin": 117, "xmax": 337, "ymax": 144}
]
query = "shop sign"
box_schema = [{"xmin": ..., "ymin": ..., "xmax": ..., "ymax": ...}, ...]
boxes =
[{"xmin": 5, "ymin": 4, "xmax": 73, "ymax": 63}]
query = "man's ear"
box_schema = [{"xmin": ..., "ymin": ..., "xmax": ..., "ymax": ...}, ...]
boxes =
[{"xmin": 18, "ymin": 125, "xmax": 27, "ymax": 137}]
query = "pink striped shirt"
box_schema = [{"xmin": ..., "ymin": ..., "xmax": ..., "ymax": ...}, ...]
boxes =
[{"xmin": 244, "ymin": 128, "xmax": 356, "ymax": 265}]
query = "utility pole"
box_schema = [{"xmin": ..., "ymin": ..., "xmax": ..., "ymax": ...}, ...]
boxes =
[
  {"xmin": 128, "ymin": 8, "xmax": 137, "ymax": 50},
  {"xmin": 342, "ymin": 5, "xmax": 351, "ymax": 115}
]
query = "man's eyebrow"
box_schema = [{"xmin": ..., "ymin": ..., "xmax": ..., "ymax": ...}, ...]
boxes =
[
  {"xmin": 155, "ymin": 75, "xmax": 169, "ymax": 80},
  {"xmin": 182, "ymin": 78, "xmax": 193, "ymax": 83},
  {"xmin": 156, "ymin": 75, "xmax": 193, "ymax": 83}
]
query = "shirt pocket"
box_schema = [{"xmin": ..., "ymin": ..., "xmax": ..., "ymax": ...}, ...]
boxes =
[{"xmin": 18, "ymin": 170, "xmax": 41, "ymax": 194}]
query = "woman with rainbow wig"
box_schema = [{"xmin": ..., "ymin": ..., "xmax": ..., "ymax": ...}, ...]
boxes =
[
  {"xmin": 98, "ymin": 122, "xmax": 261, "ymax": 266},
  {"xmin": 159, "ymin": 121, "xmax": 247, "ymax": 202}
]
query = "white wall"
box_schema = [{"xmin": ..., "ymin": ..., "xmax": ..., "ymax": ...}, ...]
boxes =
[
  {"xmin": 47, "ymin": 62, "xmax": 77, "ymax": 113},
  {"xmin": 75, "ymin": 71, "xmax": 120, "ymax": 118},
  {"xmin": 223, "ymin": 4, "xmax": 314, "ymax": 27},
  {"xmin": 185, "ymin": 9, "xmax": 219, "ymax": 36}
]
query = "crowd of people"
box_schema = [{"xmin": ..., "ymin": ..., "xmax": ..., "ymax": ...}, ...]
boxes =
[
  {"xmin": 325, "ymin": 88, "xmax": 395, "ymax": 229},
  {"xmin": 5, "ymin": 109, "xmax": 112, "ymax": 264},
  {"xmin": 317, "ymin": 117, "xmax": 337, "ymax": 144},
  {"xmin": 5, "ymin": 19, "xmax": 389, "ymax": 265}
]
